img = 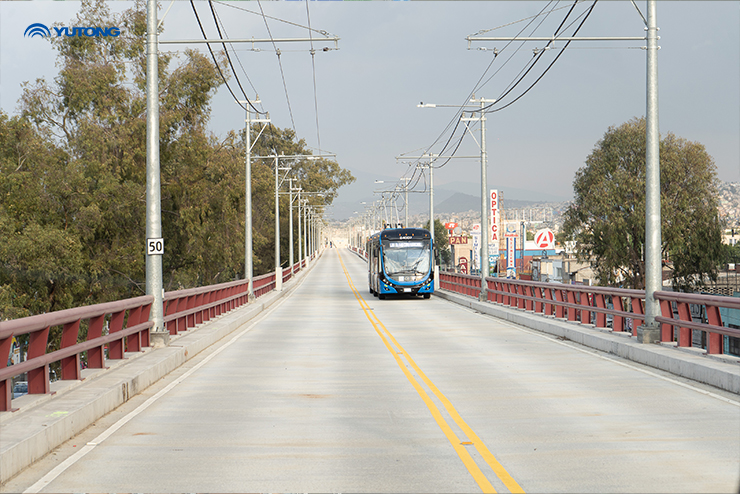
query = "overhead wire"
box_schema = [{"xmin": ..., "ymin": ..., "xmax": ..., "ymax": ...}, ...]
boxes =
[
  {"xmin": 401, "ymin": 1, "xmax": 597, "ymax": 201},
  {"xmin": 485, "ymin": 0, "xmax": 598, "ymax": 114},
  {"xmin": 212, "ymin": 0, "xmax": 337, "ymax": 39},
  {"xmin": 305, "ymin": 0, "xmax": 322, "ymax": 154},
  {"xmin": 257, "ymin": 0, "xmax": 297, "ymax": 133},
  {"xmin": 189, "ymin": 0, "xmax": 264, "ymax": 115},
  {"xmin": 208, "ymin": 1, "xmax": 257, "ymax": 108},
  {"xmin": 210, "ymin": 3, "xmax": 264, "ymax": 112},
  {"xmin": 403, "ymin": 1, "xmax": 558, "ymax": 187}
]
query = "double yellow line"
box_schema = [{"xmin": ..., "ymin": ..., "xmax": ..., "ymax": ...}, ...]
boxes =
[{"xmin": 338, "ymin": 251, "xmax": 524, "ymax": 494}]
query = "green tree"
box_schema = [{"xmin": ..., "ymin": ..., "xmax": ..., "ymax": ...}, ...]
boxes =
[
  {"xmin": 247, "ymin": 124, "xmax": 354, "ymax": 275},
  {"xmin": 2, "ymin": 0, "xmax": 354, "ymax": 319},
  {"xmin": 562, "ymin": 117, "xmax": 723, "ymax": 291},
  {"xmin": 423, "ymin": 219, "xmax": 451, "ymax": 265}
]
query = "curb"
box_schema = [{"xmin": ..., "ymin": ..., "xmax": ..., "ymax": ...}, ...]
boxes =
[{"xmin": 435, "ymin": 289, "xmax": 740, "ymax": 395}]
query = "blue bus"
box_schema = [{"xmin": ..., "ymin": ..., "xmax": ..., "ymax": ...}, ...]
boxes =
[{"xmin": 367, "ymin": 228, "xmax": 434, "ymax": 299}]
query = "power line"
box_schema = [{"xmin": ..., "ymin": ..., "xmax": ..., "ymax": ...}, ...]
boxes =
[
  {"xmin": 486, "ymin": 1, "xmax": 598, "ymax": 114},
  {"xmin": 189, "ymin": 0, "xmax": 264, "ymax": 115},
  {"xmin": 208, "ymin": 1, "xmax": 251, "ymax": 103},
  {"xmin": 210, "ymin": 3, "xmax": 264, "ymax": 109},
  {"xmin": 212, "ymin": 0, "xmax": 337, "ymax": 40},
  {"xmin": 407, "ymin": 1, "xmax": 558, "ymax": 180},
  {"xmin": 257, "ymin": 0, "xmax": 297, "ymax": 133},
  {"xmin": 305, "ymin": 0, "xmax": 322, "ymax": 154}
]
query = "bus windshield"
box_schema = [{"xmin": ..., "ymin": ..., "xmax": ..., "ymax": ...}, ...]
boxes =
[{"xmin": 382, "ymin": 239, "xmax": 431, "ymax": 280}]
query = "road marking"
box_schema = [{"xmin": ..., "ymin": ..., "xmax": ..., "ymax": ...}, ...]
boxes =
[
  {"xmin": 23, "ymin": 289, "xmax": 301, "ymax": 494},
  {"xmin": 338, "ymin": 251, "xmax": 524, "ymax": 494}
]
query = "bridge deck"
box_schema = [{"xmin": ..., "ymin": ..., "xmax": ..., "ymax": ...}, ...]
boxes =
[{"xmin": 2, "ymin": 249, "xmax": 739, "ymax": 493}]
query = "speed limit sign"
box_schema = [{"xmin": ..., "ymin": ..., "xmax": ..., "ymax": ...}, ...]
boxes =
[{"xmin": 146, "ymin": 238, "xmax": 164, "ymax": 255}]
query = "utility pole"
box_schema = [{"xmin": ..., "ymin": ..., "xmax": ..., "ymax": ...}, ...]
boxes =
[
  {"xmin": 464, "ymin": 97, "xmax": 496, "ymax": 300},
  {"xmin": 252, "ymin": 153, "xmax": 334, "ymax": 290},
  {"xmin": 639, "ymin": 0, "xmax": 662, "ymax": 343},
  {"xmin": 275, "ymin": 156, "xmax": 284, "ymax": 292},
  {"xmin": 239, "ymin": 99, "xmax": 270, "ymax": 301},
  {"xmin": 288, "ymin": 178, "xmax": 295, "ymax": 276},
  {"xmin": 145, "ymin": 0, "xmax": 166, "ymax": 346},
  {"xmin": 416, "ymin": 100, "xmax": 492, "ymax": 297},
  {"xmin": 467, "ymin": 3, "xmax": 661, "ymax": 336}
]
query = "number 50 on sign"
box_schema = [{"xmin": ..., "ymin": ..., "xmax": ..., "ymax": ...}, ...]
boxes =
[{"xmin": 147, "ymin": 238, "xmax": 164, "ymax": 255}]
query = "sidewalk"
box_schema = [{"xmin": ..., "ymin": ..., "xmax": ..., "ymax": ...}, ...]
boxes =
[{"xmin": 0, "ymin": 261, "xmax": 316, "ymax": 486}]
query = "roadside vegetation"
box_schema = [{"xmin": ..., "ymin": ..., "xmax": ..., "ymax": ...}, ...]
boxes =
[{"xmin": 0, "ymin": 0, "xmax": 354, "ymax": 320}]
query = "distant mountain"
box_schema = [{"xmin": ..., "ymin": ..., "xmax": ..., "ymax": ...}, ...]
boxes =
[{"xmin": 436, "ymin": 192, "xmax": 479, "ymax": 213}]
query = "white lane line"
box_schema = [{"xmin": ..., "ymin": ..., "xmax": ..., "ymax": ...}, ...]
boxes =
[
  {"xmin": 24, "ymin": 290, "xmax": 298, "ymax": 494},
  {"xmin": 456, "ymin": 303, "xmax": 740, "ymax": 407}
]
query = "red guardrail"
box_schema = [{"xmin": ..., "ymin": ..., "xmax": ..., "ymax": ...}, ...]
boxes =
[
  {"xmin": 0, "ymin": 255, "xmax": 316, "ymax": 412},
  {"xmin": 348, "ymin": 245, "xmax": 368, "ymax": 260},
  {"xmin": 439, "ymin": 271, "xmax": 740, "ymax": 357},
  {"xmin": 0, "ymin": 296, "xmax": 154, "ymax": 411}
]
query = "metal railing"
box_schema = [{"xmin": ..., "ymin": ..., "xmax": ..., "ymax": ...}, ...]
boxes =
[
  {"xmin": 0, "ymin": 296, "xmax": 154, "ymax": 412},
  {"xmin": 440, "ymin": 271, "xmax": 740, "ymax": 357},
  {"xmin": 0, "ymin": 254, "xmax": 318, "ymax": 412}
]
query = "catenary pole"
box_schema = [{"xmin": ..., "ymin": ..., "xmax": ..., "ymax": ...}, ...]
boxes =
[
  {"xmin": 245, "ymin": 104, "xmax": 254, "ymax": 300},
  {"xmin": 639, "ymin": 0, "xmax": 661, "ymax": 343},
  {"xmin": 146, "ymin": 0, "xmax": 166, "ymax": 345},
  {"xmin": 274, "ymin": 156, "xmax": 282, "ymax": 292},
  {"xmin": 478, "ymin": 98, "xmax": 489, "ymax": 301},
  {"xmin": 239, "ymin": 100, "xmax": 269, "ymax": 301}
]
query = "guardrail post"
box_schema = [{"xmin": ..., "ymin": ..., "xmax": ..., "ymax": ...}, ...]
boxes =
[
  {"xmin": 1, "ymin": 337, "xmax": 13, "ymax": 411},
  {"xmin": 705, "ymin": 305, "xmax": 723, "ymax": 354},
  {"xmin": 676, "ymin": 301, "xmax": 692, "ymax": 347},
  {"xmin": 27, "ymin": 326, "xmax": 50, "ymax": 395},
  {"xmin": 125, "ymin": 306, "xmax": 143, "ymax": 353},
  {"xmin": 60, "ymin": 320, "xmax": 82, "ymax": 381},
  {"xmin": 659, "ymin": 299, "xmax": 673, "ymax": 342},
  {"xmin": 108, "ymin": 311, "xmax": 125, "ymax": 360}
]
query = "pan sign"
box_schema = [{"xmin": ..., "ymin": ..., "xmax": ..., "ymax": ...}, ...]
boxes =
[{"xmin": 534, "ymin": 228, "xmax": 555, "ymax": 249}]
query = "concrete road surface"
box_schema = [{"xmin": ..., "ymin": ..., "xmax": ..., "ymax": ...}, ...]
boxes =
[{"xmin": 5, "ymin": 248, "xmax": 739, "ymax": 493}]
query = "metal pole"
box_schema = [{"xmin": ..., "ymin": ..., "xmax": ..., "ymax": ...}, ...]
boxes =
[
  {"xmin": 274, "ymin": 156, "xmax": 282, "ymax": 291},
  {"xmin": 289, "ymin": 179, "xmax": 294, "ymax": 276},
  {"xmin": 297, "ymin": 189, "xmax": 302, "ymax": 269},
  {"xmin": 479, "ymin": 99, "xmax": 489, "ymax": 301},
  {"xmin": 429, "ymin": 160, "xmax": 435, "ymax": 262},
  {"xmin": 145, "ymin": 0, "xmax": 166, "ymax": 345},
  {"xmin": 305, "ymin": 202, "xmax": 310, "ymax": 268},
  {"xmin": 245, "ymin": 105, "xmax": 254, "ymax": 301},
  {"xmin": 639, "ymin": 0, "xmax": 661, "ymax": 343}
]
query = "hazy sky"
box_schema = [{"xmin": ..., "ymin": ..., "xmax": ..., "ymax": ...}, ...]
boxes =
[{"xmin": 2, "ymin": 1, "xmax": 739, "ymax": 219}]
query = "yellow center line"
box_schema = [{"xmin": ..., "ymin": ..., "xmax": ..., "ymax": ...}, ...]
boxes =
[{"xmin": 338, "ymin": 250, "xmax": 524, "ymax": 494}]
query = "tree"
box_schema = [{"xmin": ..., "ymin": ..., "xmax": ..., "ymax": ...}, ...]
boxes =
[
  {"xmin": 423, "ymin": 219, "xmax": 451, "ymax": 265},
  {"xmin": 1, "ymin": 0, "xmax": 354, "ymax": 321},
  {"xmin": 562, "ymin": 117, "xmax": 723, "ymax": 291}
]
